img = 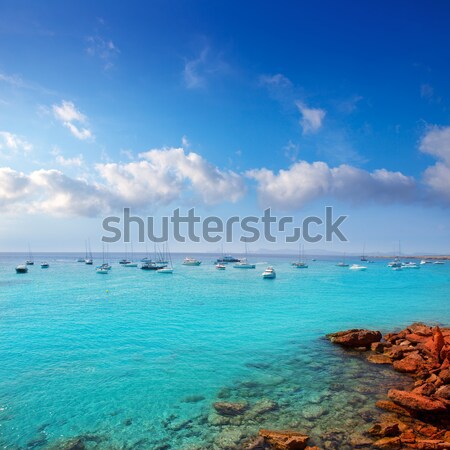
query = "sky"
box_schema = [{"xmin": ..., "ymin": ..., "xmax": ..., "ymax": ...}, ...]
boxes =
[{"xmin": 0, "ymin": 0, "xmax": 449, "ymax": 254}]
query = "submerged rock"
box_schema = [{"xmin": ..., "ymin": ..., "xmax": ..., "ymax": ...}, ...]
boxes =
[
  {"xmin": 213, "ymin": 402, "xmax": 248, "ymax": 416},
  {"xmin": 326, "ymin": 329, "xmax": 382, "ymax": 348},
  {"xmin": 259, "ymin": 429, "xmax": 309, "ymax": 450}
]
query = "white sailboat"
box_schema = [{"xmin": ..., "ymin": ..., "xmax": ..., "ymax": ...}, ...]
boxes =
[
  {"xmin": 26, "ymin": 243, "xmax": 34, "ymax": 265},
  {"xmin": 123, "ymin": 243, "xmax": 138, "ymax": 267},
  {"xmin": 349, "ymin": 264, "xmax": 367, "ymax": 271},
  {"xmin": 234, "ymin": 243, "xmax": 255, "ymax": 269},
  {"xmin": 157, "ymin": 243, "xmax": 174, "ymax": 273},
  {"xmin": 336, "ymin": 253, "xmax": 349, "ymax": 267},
  {"xmin": 85, "ymin": 240, "xmax": 93, "ymax": 265}
]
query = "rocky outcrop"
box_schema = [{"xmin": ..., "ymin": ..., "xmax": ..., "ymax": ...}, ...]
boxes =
[
  {"xmin": 329, "ymin": 323, "xmax": 450, "ymax": 450},
  {"xmin": 258, "ymin": 429, "xmax": 309, "ymax": 450},
  {"xmin": 326, "ymin": 329, "xmax": 382, "ymax": 348}
]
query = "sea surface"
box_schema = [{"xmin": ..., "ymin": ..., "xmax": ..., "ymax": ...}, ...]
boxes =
[{"xmin": 0, "ymin": 253, "xmax": 449, "ymax": 449}]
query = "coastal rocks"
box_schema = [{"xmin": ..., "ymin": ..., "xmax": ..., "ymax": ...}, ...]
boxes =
[
  {"xmin": 368, "ymin": 354, "xmax": 392, "ymax": 365},
  {"xmin": 368, "ymin": 421, "xmax": 401, "ymax": 437},
  {"xmin": 213, "ymin": 402, "xmax": 248, "ymax": 416},
  {"xmin": 393, "ymin": 353, "xmax": 425, "ymax": 373},
  {"xmin": 258, "ymin": 429, "xmax": 309, "ymax": 450},
  {"xmin": 326, "ymin": 329, "xmax": 382, "ymax": 348},
  {"xmin": 387, "ymin": 389, "xmax": 447, "ymax": 413},
  {"xmin": 301, "ymin": 405, "xmax": 327, "ymax": 421},
  {"xmin": 373, "ymin": 436, "xmax": 402, "ymax": 449}
]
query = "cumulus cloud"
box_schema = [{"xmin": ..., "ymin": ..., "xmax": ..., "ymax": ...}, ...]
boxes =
[
  {"xmin": 247, "ymin": 161, "xmax": 415, "ymax": 210},
  {"xmin": 98, "ymin": 147, "xmax": 246, "ymax": 207},
  {"xmin": 259, "ymin": 73, "xmax": 292, "ymax": 88},
  {"xmin": 0, "ymin": 131, "xmax": 32, "ymax": 157},
  {"xmin": 0, "ymin": 147, "xmax": 246, "ymax": 216},
  {"xmin": 420, "ymin": 125, "xmax": 450, "ymax": 202},
  {"xmin": 296, "ymin": 101, "xmax": 326, "ymax": 134},
  {"xmin": 52, "ymin": 101, "xmax": 93, "ymax": 141}
]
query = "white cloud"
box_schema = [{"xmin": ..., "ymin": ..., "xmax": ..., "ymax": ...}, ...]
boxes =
[
  {"xmin": 296, "ymin": 101, "xmax": 326, "ymax": 134},
  {"xmin": 247, "ymin": 161, "xmax": 415, "ymax": 210},
  {"xmin": 0, "ymin": 147, "xmax": 246, "ymax": 217},
  {"xmin": 0, "ymin": 131, "xmax": 32, "ymax": 157},
  {"xmin": 52, "ymin": 100, "xmax": 94, "ymax": 141},
  {"xmin": 420, "ymin": 125, "xmax": 450, "ymax": 202}
]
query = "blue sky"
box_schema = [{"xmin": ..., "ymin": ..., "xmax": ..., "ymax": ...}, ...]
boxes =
[{"xmin": 0, "ymin": 0, "xmax": 449, "ymax": 254}]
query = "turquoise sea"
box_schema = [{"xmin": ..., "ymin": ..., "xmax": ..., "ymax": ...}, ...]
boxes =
[{"xmin": 0, "ymin": 253, "xmax": 449, "ymax": 449}]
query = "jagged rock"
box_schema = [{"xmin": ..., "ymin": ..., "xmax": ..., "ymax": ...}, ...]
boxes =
[
  {"xmin": 368, "ymin": 421, "xmax": 401, "ymax": 437},
  {"xmin": 412, "ymin": 383, "xmax": 436, "ymax": 396},
  {"xmin": 375, "ymin": 400, "xmax": 412, "ymax": 417},
  {"xmin": 393, "ymin": 352, "xmax": 424, "ymax": 373},
  {"xmin": 213, "ymin": 402, "xmax": 248, "ymax": 416},
  {"xmin": 327, "ymin": 329, "xmax": 382, "ymax": 348},
  {"xmin": 388, "ymin": 389, "xmax": 447, "ymax": 413},
  {"xmin": 259, "ymin": 429, "xmax": 309, "ymax": 450},
  {"xmin": 435, "ymin": 385, "xmax": 450, "ymax": 400}
]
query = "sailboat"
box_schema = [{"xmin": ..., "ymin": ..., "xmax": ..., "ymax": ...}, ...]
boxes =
[
  {"xmin": 26, "ymin": 243, "xmax": 34, "ymax": 265},
  {"xmin": 119, "ymin": 243, "xmax": 131, "ymax": 264},
  {"xmin": 233, "ymin": 243, "xmax": 255, "ymax": 269},
  {"xmin": 123, "ymin": 243, "xmax": 138, "ymax": 267},
  {"xmin": 292, "ymin": 244, "xmax": 308, "ymax": 268},
  {"xmin": 157, "ymin": 243, "xmax": 174, "ymax": 273},
  {"xmin": 85, "ymin": 240, "xmax": 93, "ymax": 265},
  {"xmin": 360, "ymin": 244, "xmax": 368, "ymax": 262},
  {"xmin": 96, "ymin": 244, "xmax": 111, "ymax": 271},
  {"xmin": 336, "ymin": 253, "xmax": 349, "ymax": 267},
  {"xmin": 388, "ymin": 241, "xmax": 402, "ymax": 269}
]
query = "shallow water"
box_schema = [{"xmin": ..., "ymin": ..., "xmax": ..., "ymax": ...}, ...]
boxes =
[{"xmin": 0, "ymin": 254, "xmax": 448, "ymax": 449}]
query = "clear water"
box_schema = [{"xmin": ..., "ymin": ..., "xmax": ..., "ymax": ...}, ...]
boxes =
[{"xmin": 0, "ymin": 253, "xmax": 449, "ymax": 449}]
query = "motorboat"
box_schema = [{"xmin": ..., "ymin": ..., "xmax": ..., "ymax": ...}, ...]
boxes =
[
  {"xmin": 402, "ymin": 262, "xmax": 420, "ymax": 269},
  {"xmin": 157, "ymin": 267, "xmax": 173, "ymax": 274},
  {"xmin": 349, "ymin": 264, "xmax": 367, "ymax": 271},
  {"xmin": 96, "ymin": 267, "xmax": 108, "ymax": 274},
  {"xmin": 40, "ymin": 262, "xmax": 49, "ymax": 268},
  {"xmin": 215, "ymin": 255, "xmax": 240, "ymax": 264},
  {"xmin": 433, "ymin": 261, "xmax": 445, "ymax": 265},
  {"xmin": 123, "ymin": 262, "xmax": 138, "ymax": 268},
  {"xmin": 216, "ymin": 264, "xmax": 226, "ymax": 270},
  {"xmin": 182, "ymin": 257, "xmax": 201, "ymax": 266},
  {"xmin": 262, "ymin": 266, "xmax": 276, "ymax": 279},
  {"xmin": 15, "ymin": 264, "xmax": 28, "ymax": 274}
]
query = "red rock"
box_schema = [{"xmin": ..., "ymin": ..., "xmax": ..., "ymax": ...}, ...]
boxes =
[
  {"xmin": 435, "ymin": 385, "xmax": 450, "ymax": 400},
  {"xmin": 441, "ymin": 344, "xmax": 450, "ymax": 362},
  {"xmin": 372, "ymin": 342, "xmax": 392, "ymax": 353},
  {"xmin": 393, "ymin": 353, "xmax": 424, "ymax": 373},
  {"xmin": 375, "ymin": 400, "xmax": 412, "ymax": 417},
  {"xmin": 412, "ymin": 383, "xmax": 436, "ymax": 396},
  {"xmin": 368, "ymin": 422, "xmax": 401, "ymax": 437},
  {"xmin": 368, "ymin": 354, "xmax": 393, "ymax": 364},
  {"xmin": 373, "ymin": 436, "xmax": 402, "ymax": 448},
  {"xmin": 424, "ymin": 326, "xmax": 445, "ymax": 362},
  {"xmin": 408, "ymin": 323, "xmax": 433, "ymax": 337},
  {"xmin": 406, "ymin": 333, "xmax": 431, "ymax": 344},
  {"xmin": 439, "ymin": 368, "xmax": 450, "ymax": 384},
  {"xmin": 259, "ymin": 429, "xmax": 309, "ymax": 450},
  {"xmin": 415, "ymin": 439, "xmax": 447, "ymax": 449},
  {"xmin": 327, "ymin": 329, "xmax": 382, "ymax": 348},
  {"xmin": 388, "ymin": 389, "xmax": 447, "ymax": 413},
  {"xmin": 400, "ymin": 430, "xmax": 416, "ymax": 444}
]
